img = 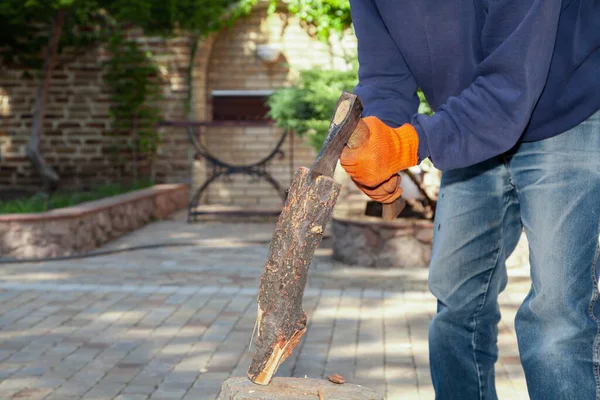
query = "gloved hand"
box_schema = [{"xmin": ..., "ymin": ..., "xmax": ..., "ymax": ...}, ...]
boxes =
[
  {"xmin": 340, "ymin": 116, "xmax": 419, "ymax": 202},
  {"xmin": 352, "ymin": 174, "xmax": 403, "ymax": 204}
]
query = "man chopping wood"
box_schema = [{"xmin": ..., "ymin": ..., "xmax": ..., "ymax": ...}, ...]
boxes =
[{"xmin": 341, "ymin": 1, "xmax": 600, "ymax": 399}]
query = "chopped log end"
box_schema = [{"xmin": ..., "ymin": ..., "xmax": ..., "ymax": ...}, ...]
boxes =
[{"xmin": 248, "ymin": 325, "xmax": 306, "ymax": 385}]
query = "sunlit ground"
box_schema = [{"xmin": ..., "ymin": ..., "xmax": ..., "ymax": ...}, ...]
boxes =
[{"xmin": 0, "ymin": 211, "xmax": 530, "ymax": 399}]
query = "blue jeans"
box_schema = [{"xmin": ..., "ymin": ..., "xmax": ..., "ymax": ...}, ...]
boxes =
[{"xmin": 428, "ymin": 110, "xmax": 600, "ymax": 399}]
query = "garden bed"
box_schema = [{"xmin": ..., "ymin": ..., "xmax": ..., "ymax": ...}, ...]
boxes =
[
  {"xmin": 0, "ymin": 184, "xmax": 189, "ymax": 260},
  {"xmin": 332, "ymin": 199, "xmax": 434, "ymax": 268},
  {"xmin": 0, "ymin": 181, "xmax": 154, "ymax": 214}
]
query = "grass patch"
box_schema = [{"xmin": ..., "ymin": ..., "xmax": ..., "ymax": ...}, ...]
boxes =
[{"xmin": 0, "ymin": 180, "xmax": 154, "ymax": 214}]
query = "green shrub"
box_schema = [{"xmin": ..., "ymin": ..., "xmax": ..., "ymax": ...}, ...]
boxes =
[
  {"xmin": 0, "ymin": 180, "xmax": 153, "ymax": 214},
  {"xmin": 267, "ymin": 68, "xmax": 358, "ymax": 150},
  {"xmin": 267, "ymin": 67, "xmax": 433, "ymax": 151}
]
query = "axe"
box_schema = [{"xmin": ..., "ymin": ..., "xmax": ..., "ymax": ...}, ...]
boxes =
[{"xmin": 247, "ymin": 92, "xmax": 405, "ymax": 385}]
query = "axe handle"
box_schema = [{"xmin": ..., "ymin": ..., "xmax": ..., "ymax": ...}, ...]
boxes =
[{"xmin": 346, "ymin": 120, "xmax": 405, "ymax": 221}]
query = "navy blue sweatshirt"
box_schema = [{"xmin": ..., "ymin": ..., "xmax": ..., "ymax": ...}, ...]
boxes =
[{"xmin": 350, "ymin": 0, "xmax": 600, "ymax": 170}]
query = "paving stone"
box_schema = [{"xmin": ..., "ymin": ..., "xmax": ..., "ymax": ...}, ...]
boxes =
[
  {"xmin": 64, "ymin": 348, "xmax": 101, "ymax": 363},
  {"xmin": 0, "ymin": 377, "xmax": 40, "ymax": 391},
  {"xmin": 43, "ymin": 395, "xmax": 80, "ymax": 400},
  {"xmin": 84, "ymin": 383, "xmax": 126, "ymax": 399},
  {"xmin": 157, "ymin": 380, "xmax": 193, "ymax": 391},
  {"xmin": 161, "ymin": 371, "xmax": 199, "ymax": 385},
  {"xmin": 148, "ymin": 387, "xmax": 186, "ymax": 400},
  {"xmin": 50, "ymin": 380, "xmax": 94, "ymax": 397},
  {"xmin": 182, "ymin": 388, "xmax": 221, "ymax": 400},
  {"xmin": 206, "ymin": 349, "xmax": 245, "ymax": 373},
  {"xmin": 103, "ymin": 368, "xmax": 142, "ymax": 384},
  {"xmin": 8, "ymin": 387, "xmax": 53, "ymax": 400},
  {"xmin": 0, "ymin": 364, "xmax": 21, "ymax": 379},
  {"xmin": 13, "ymin": 367, "xmax": 47, "ymax": 377},
  {"xmin": 8, "ymin": 352, "xmax": 41, "ymax": 362},
  {"xmin": 115, "ymin": 395, "xmax": 150, "ymax": 400},
  {"xmin": 121, "ymin": 384, "xmax": 157, "ymax": 395},
  {"xmin": 35, "ymin": 377, "xmax": 66, "ymax": 389}
]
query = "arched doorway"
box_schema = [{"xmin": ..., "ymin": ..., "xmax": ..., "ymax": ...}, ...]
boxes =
[{"xmin": 190, "ymin": 4, "xmax": 355, "ymax": 210}]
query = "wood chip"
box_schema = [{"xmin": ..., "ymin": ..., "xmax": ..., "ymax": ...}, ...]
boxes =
[
  {"xmin": 327, "ymin": 373, "xmax": 345, "ymax": 384},
  {"xmin": 317, "ymin": 388, "xmax": 324, "ymax": 400}
]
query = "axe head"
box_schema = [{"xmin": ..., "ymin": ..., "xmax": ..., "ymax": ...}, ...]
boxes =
[
  {"xmin": 311, "ymin": 92, "xmax": 405, "ymax": 220},
  {"xmin": 310, "ymin": 92, "xmax": 363, "ymax": 178}
]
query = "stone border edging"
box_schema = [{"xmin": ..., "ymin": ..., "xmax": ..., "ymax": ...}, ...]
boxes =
[
  {"xmin": 332, "ymin": 215, "xmax": 434, "ymax": 268},
  {"xmin": 0, "ymin": 184, "xmax": 189, "ymax": 260},
  {"xmin": 333, "ymin": 214, "xmax": 434, "ymax": 230},
  {"xmin": 0, "ymin": 184, "xmax": 187, "ymax": 222}
]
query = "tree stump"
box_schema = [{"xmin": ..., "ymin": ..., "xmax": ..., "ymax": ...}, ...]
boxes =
[{"xmin": 218, "ymin": 377, "xmax": 384, "ymax": 400}]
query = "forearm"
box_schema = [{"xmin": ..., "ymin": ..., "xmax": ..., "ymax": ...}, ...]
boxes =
[{"xmin": 414, "ymin": 0, "xmax": 562, "ymax": 170}]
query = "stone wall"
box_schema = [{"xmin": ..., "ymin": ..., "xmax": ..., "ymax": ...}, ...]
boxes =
[
  {"xmin": 0, "ymin": 32, "xmax": 194, "ymax": 190},
  {"xmin": 0, "ymin": 184, "xmax": 188, "ymax": 260},
  {"xmin": 332, "ymin": 216, "xmax": 434, "ymax": 268}
]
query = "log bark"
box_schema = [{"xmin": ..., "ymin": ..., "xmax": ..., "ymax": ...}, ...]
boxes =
[
  {"xmin": 248, "ymin": 166, "xmax": 341, "ymax": 385},
  {"xmin": 27, "ymin": 10, "xmax": 64, "ymax": 193}
]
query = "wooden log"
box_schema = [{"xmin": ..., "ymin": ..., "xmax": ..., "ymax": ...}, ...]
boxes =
[
  {"xmin": 247, "ymin": 92, "xmax": 405, "ymax": 385},
  {"xmin": 247, "ymin": 166, "xmax": 341, "ymax": 385}
]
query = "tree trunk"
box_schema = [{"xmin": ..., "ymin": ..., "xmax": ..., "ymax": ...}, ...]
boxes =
[
  {"xmin": 27, "ymin": 10, "xmax": 64, "ymax": 193},
  {"xmin": 248, "ymin": 167, "xmax": 341, "ymax": 385}
]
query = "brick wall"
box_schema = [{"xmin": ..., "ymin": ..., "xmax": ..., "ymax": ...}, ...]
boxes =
[
  {"xmin": 0, "ymin": 5, "xmax": 358, "ymax": 210},
  {"xmin": 0, "ymin": 32, "xmax": 194, "ymax": 191},
  {"xmin": 191, "ymin": 5, "xmax": 356, "ymax": 208},
  {"xmin": 136, "ymin": 34, "xmax": 193, "ymax": 184}
]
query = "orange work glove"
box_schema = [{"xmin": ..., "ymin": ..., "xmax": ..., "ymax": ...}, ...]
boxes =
[
  {"xmin": 340, "ymin": 116, "xmax": 419, "ymax": 202},
  {"xmin": 352, "ymin": 174, "xmax": 403, "ymax": 204}
]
